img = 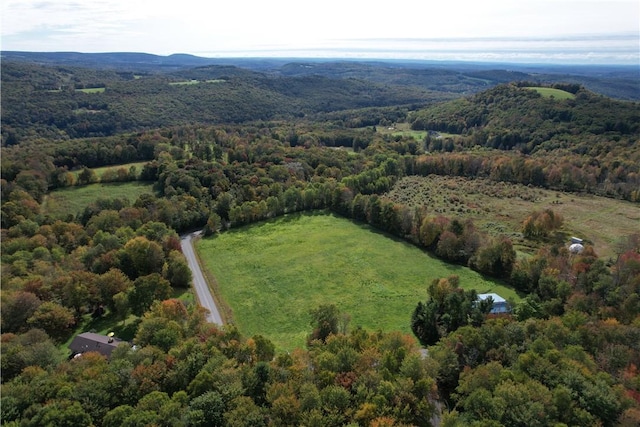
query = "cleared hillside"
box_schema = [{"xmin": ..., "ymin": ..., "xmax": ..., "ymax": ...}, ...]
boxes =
[{"xmin": 385, "ymin": 175, "xmax": 640, "ymax": 259}]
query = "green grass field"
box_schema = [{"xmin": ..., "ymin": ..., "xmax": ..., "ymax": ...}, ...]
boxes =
[
  {"xmin": 75, "ymin": 87, "xmax": 106, "ymax": 93},
  {"xmin": 70, "ymin": 161, "xmax": 148, "ymax": 180},
  {"xmin": 375, "ymin": 122, "xmax": 428, "ymax": 142},
  {"xmin": 169, "ymin": 79, "xmax": 225, "ymax": 86},
  {"xmin": 43, "ymin": 182, "xmax": 155, "ymax": 217},
  {"xmin": 169, "ymin": 80, "xmax": 200, "ymax": 86},
  {"xmin": 526, "ymin": 87, "xmax": 575, "ymax": 100},
  {"xmin": 393, "ymin": 129, "xmax": 428, "ymax": 141},
  {"xmin": 196, "ymin": 212, "xmax": 517, "ymax": 351}
]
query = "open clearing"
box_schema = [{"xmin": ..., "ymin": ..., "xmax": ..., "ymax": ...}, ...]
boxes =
[
  {"xmin": 385, "ymin": 175, "xmax": 639, "ymax": 259},
  {"xmin": 196, "ymin": 212, "xmax": 517, "ymax": 351},
  {"xmin": 169, "ymin": 80, "xmax": 200, "ymax": 86},
  {"xmin": 526, "ymin": 86, "xmax": 575, "ymax": 100},
  {"xmin": 376, "ymin": 122, "xmax": 428, "ymax": 141},
  {"xmin": 70, "ymin": 161, "xmax": 148, "ymax": 180},
  {"xmin": 169, "ymin": 79, "xmax": 225, "ymax": 86},
  {"xmin": 75, "ymin": 87, "xmax": 105, "ymax": 93},
  {"xmin": 43, "ymin": 182, "xmax": 154, "ymax": 217}
]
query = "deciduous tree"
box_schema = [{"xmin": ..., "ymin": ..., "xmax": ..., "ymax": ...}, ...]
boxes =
[
  {"xmin": 309, "ymin": 304, "xmax": 340, "ymax": 344},
  {"xmin": 27, "ymin": 301, "xmax": 75, "ymax": 342},
  {"xmin": 119, "ymin": 236, "xmax": 165, "ymax": 279},
  {"xmin": 128, "ymin": 273, "xmax": 172, "ymax": 316}
]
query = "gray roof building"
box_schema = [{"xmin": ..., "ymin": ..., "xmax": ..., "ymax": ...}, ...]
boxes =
[{"xmin": 69, "ymin": 332, "xmax": 123, "ymax": 358}]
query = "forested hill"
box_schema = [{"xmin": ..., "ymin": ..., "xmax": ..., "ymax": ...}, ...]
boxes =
[
  {"xmin": 1, "ymin": 60, "xmax": 445, "ymax": 143},
  {"xmin": 4, "ymin": 54, "xmax": 640, "ymax": 146},
  {"xmin": 5, "ymin": 51, "xmax": 639, "ymax": 100},
  {"xmin": 410, "ymin": 83, "xmax": 640, "ymax": 157},
  {"xmin": 0, "ymin": 51, "xmax": 218, "ymax": 70}
]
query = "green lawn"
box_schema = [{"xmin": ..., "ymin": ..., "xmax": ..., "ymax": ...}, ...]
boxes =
[
  {"xmin": 526, "ymin": 87, "xmax": 575, "ymax": 100},
  {"xmin": 71, "ymin": 161, "xmax": 149, "ymax": 180},
  {"xmin": 196, "ymin": 212, "xmax": 517, "ymax": 351},
  {"xmin": 75, "ymin": 87, "xmax": 106, "ymax": 93},
  {"xmin": 169, "ymin": 80, "xmax": 200, "ymax": 86},
  {"xmin": 376, "ymin": 122, "xmax": 428, "ymax": 142},
  {"xmin": 393, "ymin": 129, "xmax": 428, "ymax": 141},
  {"xmin": 169, "ymin": 79, "xmax": 225, "ymax": 86},
  {"xmin": 43, "ymin": 182, "xmax": 155, "ymax": 218}
]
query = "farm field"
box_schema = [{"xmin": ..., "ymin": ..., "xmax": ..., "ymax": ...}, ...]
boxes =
[
  {"xmin": 75, "ymin": 87, "xmax": 105, "ymax": 93},
  {"xmin": 169, "ymin": 79, "xmax": 225, "ymax": 85},
  {"xmin": 169, "ymin": 80, "xmax": 200, "ymax": 85},
  {"xmin": 196, "ymin": 212, "xmax": 517, "ymax": 351},
  {"xmin": 70, "ymin": 161, "xmax": 148, "ymax": 180},
  {"xmin": 385, "ymin": 175, "xmax": 639, "ymax": 259},
  {"xmin": 376, "ymin": 122, "xmax": 428, "ymax": 141},
  {"xmin": 43, "ymin": 181, "xmax": 155, "ymax": 217},
  {"xmin": 376, "ymin": 122, "xmax": 460, "ymax": 143}
]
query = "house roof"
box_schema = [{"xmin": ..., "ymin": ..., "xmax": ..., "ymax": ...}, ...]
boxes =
[
  {"xmin": 69, "ymin": 332, "xmax": 123, "ymax": 358},
  {"xmin": 477, "ymin": 293, "xmax": 506, "ymax": 304}
]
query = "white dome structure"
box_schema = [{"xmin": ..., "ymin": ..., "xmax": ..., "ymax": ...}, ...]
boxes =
[{"xmin": 569, "ymin": 243, "xmax": 585, "ymax": 254}]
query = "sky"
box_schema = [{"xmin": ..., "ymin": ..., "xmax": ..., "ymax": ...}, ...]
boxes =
[{"xmin": 2, "ymin": 0, "xmax": 639, "ymax": 64}]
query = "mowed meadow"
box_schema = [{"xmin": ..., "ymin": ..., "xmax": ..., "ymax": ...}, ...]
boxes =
[
  {"xmin": 196, "ymin": 212, "xmax": 517, "ymax": 351},
  {"xmin": 43, "ymin": 181, "xmax": 154, "ymax": 217}
]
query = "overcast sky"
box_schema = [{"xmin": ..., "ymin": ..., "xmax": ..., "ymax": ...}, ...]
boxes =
[{"xmin": 2, "ymin": 0, "xmax": 639, "ymax": 63}]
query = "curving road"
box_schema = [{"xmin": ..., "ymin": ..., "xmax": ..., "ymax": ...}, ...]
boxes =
[{"xmin": 180, "ymin": 231, "xmax": 224, "ymax": 325}]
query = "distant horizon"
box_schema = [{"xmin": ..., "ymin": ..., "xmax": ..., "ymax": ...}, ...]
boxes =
[
  {"xmin": 4, "ymin": 33, "xmax": 639, "ymax": 67},
  {"xmin": 191, "ymin": 33, "xmax": 640, "ymax": 65}
]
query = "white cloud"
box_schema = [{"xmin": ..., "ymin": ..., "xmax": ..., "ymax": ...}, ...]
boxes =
[{"xmin": 1, "ymin": 0, "xmax": 638, "ymax": 63}]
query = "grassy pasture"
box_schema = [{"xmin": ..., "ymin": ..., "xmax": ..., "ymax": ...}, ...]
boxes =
[
  {"xmin": 75, "ymin": 87, "xmax": 105, "ymax": 93},
  {"xmin": 526, "ymin": 86, "xmax": 575, "ymax": 100},
  {"xmin": 169, "ymin": 79, "xmax": 225, "ymax": 86},
  {"xmin": 385, "ymin": 175, "xmax": 639, "ymax": 259},
  {"xmin": 70, "ymin": 161, "xmax": 148, "ymax": 180},
  {"xmin": 169, "ymin": 80, "xmax": 200, "ymax": 86},
  {"xmin": 376, "ymin": 122, "xmax": 427, "ymax": 142},
  {"xmin": 196, "ymin": 212, "xmax": 516, "ymax": 351},
  {"xmin": 43, "ymin": 182, "xmax": 154, "ymax": 217},
  {"xmin": 376, "ymin": 122, "xmax": 462, "ymax": 144},
  {"xmin": 394, "ymin": 129, "xmax": 428, "ymax": 142}
]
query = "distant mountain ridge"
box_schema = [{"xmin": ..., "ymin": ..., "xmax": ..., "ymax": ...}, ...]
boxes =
[
  {"xmin": 1, "ymin": 51, "xmax": 216, "ymax": 69},
  {"xmin": 2, "ymin": 50, "xmax": 638, "ymax": 100},
  {"xmin": 2, "ymin": 51, "xmax": 639, "ymax": 143}
]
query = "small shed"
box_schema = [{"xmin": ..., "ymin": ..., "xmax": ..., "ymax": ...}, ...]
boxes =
[
  {"xmin": 570, "ymin": 237, "xmax": 584, "ymax": 244},
  {"xmin": 477, "ymin": 293, "xmax": 510, "ymax": 314},
  {"xmin": 69, "ymin": 332, "xmax": 123, "ymax": 359}
]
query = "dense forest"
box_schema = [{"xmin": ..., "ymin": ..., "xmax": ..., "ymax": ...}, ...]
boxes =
[{"xmin": 1, "ymin": 55, "xmax": 639, "ymax": 426}]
